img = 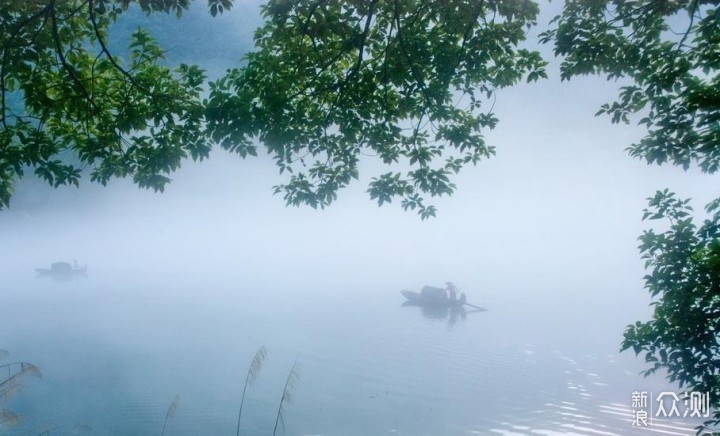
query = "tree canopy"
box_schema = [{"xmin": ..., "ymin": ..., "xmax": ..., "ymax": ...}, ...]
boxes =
[
  {"xmin": 205, "ymin": 0, "xmax": 545, "ymax": 218},
  {"xmin": 541, "ymin": 0, "xmax": 720, "ymax": 174},
  {"xmin": 0, "ymin": 1, "xmax": 233, "ymax": 208},
  {"xmin": 0, "ymin": 0, "xmax": 546, "ymax": 218},
  {"xmin": 623, "ymin": 190, "xmax": 720, "ymax": 431},
  {"xmin": 541, "ymin": 1, "xmax": 720, "ymax": 431}
]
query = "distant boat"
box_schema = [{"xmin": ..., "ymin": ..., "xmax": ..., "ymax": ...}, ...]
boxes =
[
  {"xmin": 401, "ymin": 286, "xmax": 466, "ymax": 307},
  {"xmin": 35, "ymin": 261, "xmax": 87, "ymax": 278},
  {"xmin": 401, "ymin": 285, "xmax": 485, "ymax": 311}
]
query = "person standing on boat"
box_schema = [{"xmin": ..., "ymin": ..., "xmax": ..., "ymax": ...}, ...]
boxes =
[{"xmin": 446, "ymin": 282, "xmax": 458, "ymax": 300}]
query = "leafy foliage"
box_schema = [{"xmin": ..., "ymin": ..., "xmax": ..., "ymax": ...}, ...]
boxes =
[
  {"xmin": 2, "ymin": 0, "xmax": 547, "ymax": 217},
  {"xmin": 206, "ymin": 0, "xmax": 546, "ymax": 218},
  {"xmin": 541, "ymin": 2, "xmax": 720, "ymax": 431},
  {"xmin": 622, "ymin": 191, "xmax": 720, "ymax": 431},
  {"xmin": 0, "ymin": 0, "xmax": 227, "ymax": 209},
  {"xmin": 541, "ymin": 1, "xmax": 720, "ymax": 174}
]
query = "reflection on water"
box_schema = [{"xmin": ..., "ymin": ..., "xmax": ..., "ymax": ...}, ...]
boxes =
[
  {"xmin": 479, "ymin": 350, "xmax": 703, "ymax": 435},
  {"xmin": 0, "ymin": 272, "xmax": 706, "ymax": 435},
  {"xmin": 401, "ymin": 302, "xmax": 489, "ymax": 328}
]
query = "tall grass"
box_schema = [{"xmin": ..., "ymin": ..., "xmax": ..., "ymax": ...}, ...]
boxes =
[
  {"xmin": 273, "ymin": 362, "xmax": 300, "ymax": 436},
  {"xmin": 236, "ymin": 346, "xmax": 267, "ymax": 436},
  {"xmin": 0, "ymin": 348, "xmax": 305, "ymax": 435},
  {"xmin": 161, "ymin": 394, "xmax": 180, "ymax": 436},
  {"xmin": 0, "ymin": 350, "xmax": 41, "ymax": 429}
]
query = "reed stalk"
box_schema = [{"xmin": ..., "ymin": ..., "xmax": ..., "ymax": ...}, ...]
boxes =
[
  {"xmin": 272, "ymin": 362, "xmax": 300, "ymax": 436},
  {"xmin": 236, "ymin": 346, "xmax": 267, "ymax": 436},
  {"xmin": 160, "ymin": 394, "xmax": 180, "ymax": 436}
]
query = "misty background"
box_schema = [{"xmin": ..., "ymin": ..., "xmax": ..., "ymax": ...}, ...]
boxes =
[{"xmin": 1, "ymin": 1, "xmax": 718, "ymax": 435}]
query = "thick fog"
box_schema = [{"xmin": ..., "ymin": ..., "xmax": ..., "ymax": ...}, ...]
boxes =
[
  {"xmin": 2, "ymin": 0, "xmax": 718, "ymax": 365},
  {"xmin": 1, "ymin": 2, "xmax": 718, "ymax": 435},
  {"xmin": 1, "ymin": 0, "xmax": 715, "ymax": 305}
]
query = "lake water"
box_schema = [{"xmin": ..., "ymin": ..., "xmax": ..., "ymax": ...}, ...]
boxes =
[{"xmin": 1, "ymin": 267, "xmax": 706, "ymax": 436}]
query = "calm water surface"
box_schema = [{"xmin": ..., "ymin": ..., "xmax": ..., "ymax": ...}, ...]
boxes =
[{"xmin": 1, "ymin": 268, "xmax": 704, "ymax": 435}]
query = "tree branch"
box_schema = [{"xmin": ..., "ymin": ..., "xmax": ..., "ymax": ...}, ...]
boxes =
[
  {"xmin": 87, "ymin": 0, "xmax": 150, "ymax": 94},
  {"xmin": 348, "ymin": 0, "xmax": 377, "ymax": 80},
  {"xmin": 675, "ymin": 0, "xmax": 698, "ymax": 56},
  {"xmin": 1, "ymin": 2, "xmax": 54, "ymax": 130},
  {"xmin": 392, "ymin": 0, "xmax": 433, "ymax": 111},
  {"xmin": 49, "ymin": 0, "xmax": 98, "ymax": 117}
]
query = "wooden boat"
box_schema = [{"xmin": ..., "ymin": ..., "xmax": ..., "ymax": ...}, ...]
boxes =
[
  {"xmin": 401, "ymin": 286, "xmax": 466, "ymax": 308},
  {"xmin": 35, "ymin": 261, "xmax": 87, "ymax": 277}
]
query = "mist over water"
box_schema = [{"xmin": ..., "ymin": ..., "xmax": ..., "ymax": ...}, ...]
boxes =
[
  {"xmin": 2, "ymin": 2, "xmax": 719, "ymax": 435},
  {"xmin": 3, "ymin": 131, "xmax": 716, "ymax": 436}
]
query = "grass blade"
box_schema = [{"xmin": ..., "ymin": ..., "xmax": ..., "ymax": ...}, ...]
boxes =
[
  {"xmin": 19, "ymin": 363, "xmax": 41, "ymax": 378},
  {"xmin": 0, "ymin": 409, "xmax": 21, "ymax": 428},
  {"xmin": 0, "ymin": 362, "xmax": 42, "ymax": 394},
  {"xmin": 161, "ymin": 394, "xmax": 180, "ymax": 436},
  {"xmin": 273, "ymin": 362, "xmax": 300, "ymax": 436},
  {"xmin": 0, "ymin": 380, "xmax": 23, "ymax": 402},
  {"xmin": 236, "ymin": 346, "xmax": 267, "ymax": 436}
]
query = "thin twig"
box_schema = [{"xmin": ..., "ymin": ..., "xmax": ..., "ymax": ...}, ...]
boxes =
[
  {"xmin": 1, "ymin": 2, "xmax": 53, "ymax": 130},
  {"xmin": 49, "ymin": 0, "xmax": 98, "ymax": 117},
  {"xmin": 87, "ymin": 0, "xmax": 149, "ymax": 94}
]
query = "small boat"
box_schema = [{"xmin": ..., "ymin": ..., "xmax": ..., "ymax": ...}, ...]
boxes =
[
  {"xmin": 35, "ymin": 261, "xmax": 87, "ymax": 278},
  {"xmin": 401, "ymin": 286, "xmax": 466, "ymax": 308}
]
